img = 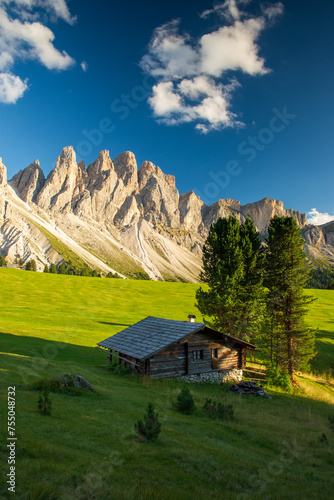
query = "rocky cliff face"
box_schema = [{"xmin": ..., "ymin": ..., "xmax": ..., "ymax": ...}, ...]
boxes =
[
  {"xmin": 10, "ymin": 160, "xmax": 45, "ymax": 203},
  {"xmin": 0, "ymin": 157, "xmax": 7, "ymax": 187},
  {"xmin": 1, "ymin": 146, "xmax": 332, "ymax": 280}
]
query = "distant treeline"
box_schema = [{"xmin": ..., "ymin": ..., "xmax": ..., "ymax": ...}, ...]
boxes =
[
  {"xmin": 1, "ymin": 255, "xmax": 150, "ymax": 280},
  {"xmin": 43, "ymin": 261, "xmax": 121, "ymax": 278},
  {"xmin": 306, "ymin": 266, "xmax": 334, "ymax": 290}
]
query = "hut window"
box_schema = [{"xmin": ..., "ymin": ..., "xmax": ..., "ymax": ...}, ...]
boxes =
[
  {"xmin": 212, "ymin": 348, "xmax": 218, "ymax": 358},
  {"xmin": 193, "ymin": 350, "xmax": 203, "ymax": 360}
]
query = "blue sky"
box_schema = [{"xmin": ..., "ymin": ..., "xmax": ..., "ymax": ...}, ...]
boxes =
[{"xmin": 0, "ymin": 0, "xmax": 333, "ymax": 224}]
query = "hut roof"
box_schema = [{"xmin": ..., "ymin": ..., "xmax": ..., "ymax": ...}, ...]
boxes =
[{"xmin": 97, "ymin": 316, "xmax": 256, "ymax": 361}]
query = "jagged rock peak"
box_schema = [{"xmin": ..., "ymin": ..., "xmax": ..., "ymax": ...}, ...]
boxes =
[
  {"xmin": 113, "ymin": 151, "xmax": 138, "ymax": 191},
  {"xmin": 0, "ymin": 157, "xmax": 7, "ymax": 186},
  {"xmin": 221, "ymin": 199, "xmax": 241, "ymax": 211},
  {"xmin": 179, "ymin": 191, "xmax": 205, "ymax": 232},
  {"xmin": 9, "ymin": 160, "xmax": 45, "ymax": 203},
  {"xmin": 138, "ymin": 160, "xmax": 175, "ymax": 189},
  {"xmin": 36, "ymin": 146, "xmax": 87, "ymax": 212},
  {"xmin": 87, "ymin": 150, "xmax": 113, "ymax": 178},
  {"xmin": 240, "ymin": 197, "xmax": 307, "ymax": 232},
  {"xmin": 60, "ymin": 145, "xmax": 76, "ymax": 163},
  {"xmin": 179, "ymin": 191, "xmax": 204, "ymax": 206}
]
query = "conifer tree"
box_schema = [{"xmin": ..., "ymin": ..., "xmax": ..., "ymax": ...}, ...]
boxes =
[
  {"xmin": 238, "ymin": 218, "xmax": 266, "ymax": 339},
  {"xmin": 196, "ymin": 216, "xmax": 265, "ymax": 340},
  {"xmin": 135, "ymin": 402, "xmax": 161, "ymax": 442},
  {"xmin": 49, "ymin": 263, "xmax": 57, "ymax": 274},
  {"xmin": 264, "ymin": 215, "xmax": 316, "ymax": 380}
]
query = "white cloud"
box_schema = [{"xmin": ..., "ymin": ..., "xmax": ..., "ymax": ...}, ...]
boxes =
[
  {"xmin": 200, "ymin": 18, "xmax": 268, "ymax": 77},
  {"xmin": 149, "ymin": 76, "xmax": 241, "ymax": 132},
  {"xmin": 0, "ymin": 0, "xmax": 76, "ymax": 104},
  {"xmin": 307, "ymin": 209, "xmax": 334, "ymax": 226},
  {"xmin": 201, "ymin": 0, "xmax": 251, "ymax": 22},
  {"xmin": 140, "ymin": 19, "xmax": 199, "ymax": 80},
  {"xmin": 81, "ymin": 61, "xmax": 88, "ymax": 72},
  {"xmin": 149, "ymin": 81, "xmax": 182, "ymax": 116},
  {"xmin": 1, "ymin": 0, "xmax": 76, "ymax": 25},
  {"xmin": 141, "ymin": 0, "xmax": 283, "ymax": 132},
  {"xmin": 0, "ymin": 50, "xmax": 14, "ymax": 70},
  {"xmin": 0, "ymin": 72, "xmax": 28, "ymax": 103},
  {"xmin": 261, "ymin": 2, "xmax": 284, "ymax": 21}
]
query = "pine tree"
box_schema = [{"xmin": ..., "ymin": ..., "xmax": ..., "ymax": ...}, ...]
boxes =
[
  {"xmin": 195, "ymin": 216, "xmax": 265, "ymax": 340},
  {"xmin": 196, "ymin": 216, "xmax": 244, "ymax": 335},
  {"xmin": 43, "ymin": 264, "xmax": 49, "ymax": 273},
  {"xmin": 57, "ymin": 263, "xmax": 67, "ymax": 274},
  {"xmin": 135, "ymin": 402, "xmax": 161, "ymax": 442},
  {"xmin": 238, "ymin": 218, "xmax": 266, "ymax": 339},
  {"xmin": 49, "ymin": 263, "xmax": 57, "ymax": 274},
  {"xmin": 264, "ymin": 215, "xmax": 316, "ymax": 380}
]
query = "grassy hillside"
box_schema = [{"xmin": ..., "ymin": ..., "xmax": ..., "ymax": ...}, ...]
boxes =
[
  {"xmin": 305, "ymin": 289, "xmax": 334, "ymax": 373},
  {"xmin": 0, "ymin": 269, "xmax": 333, "ymax": 373},
  {"xmin": 0, "ymin": 269, "xmax": 334, "ymax": 499},
  {"xmin": 0, "ymin": 268, "xmax": 201, "ymax": 347}
]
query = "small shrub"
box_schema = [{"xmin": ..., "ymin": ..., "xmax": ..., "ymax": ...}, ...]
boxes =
[
  {"xmin": 38, "ymin": 390, "xmax": 52, "ymax": 415},
  {"xmin": 135, "ymin": 402, "xmax": 161, "ymax": 442},
  {"xmin": 0, "ymin": 255, "xmax": 6, "ymax": 267},
  {"xmin": 173, "ymin": 387, "xmax": 196, "ymax": 414},
  {"xmin": 266, "ymin": 363, "xmax": 291, "ymax": 390},
  {"xmin": 203, "ymin": 396, "xmax": 234, "ymax": 421},
  {"xmin": 328, "ymin": 415, "xmax": 334, "ymax": 430},
  {"xmin": 108, "ymin": 363, "xmax": 132, "ymax": 375},
  {"xmin": 319, "ymin": 433, "xmax": 328, "ymax": 445},
  {"xmin": 31, "ymin": 378, "xmax": 59, "ymax": 392}
]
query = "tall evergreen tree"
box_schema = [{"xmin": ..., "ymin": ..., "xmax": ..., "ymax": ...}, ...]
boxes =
[
  {"xmin": 196, "ymin": 216, "xmax": 265, "ymax": 340},
  {"xmin": 238, "ymin": 218, "xmax": 266, "ymax": 339},
  {"xmin": 264, "ymin": 215, "xmax": 316, "ymax": 380}
]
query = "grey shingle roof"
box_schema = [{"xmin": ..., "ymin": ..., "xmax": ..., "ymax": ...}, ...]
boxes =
[{"xmin": 97, "ymin": 316, "xmax": 205, "ymax": 361}]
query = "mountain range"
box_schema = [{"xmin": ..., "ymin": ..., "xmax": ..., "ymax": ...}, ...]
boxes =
[{"xmin": 1, "ymin": 146, "xmax": 333, "ymax": 281}]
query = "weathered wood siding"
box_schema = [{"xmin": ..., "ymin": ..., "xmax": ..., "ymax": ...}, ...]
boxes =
[
  {"xmin": 186, "ymin": 331, "xmax": 240, "ymax": 375},
  {"xmin": 149, "ymin": 342, "xmax": 186, "ymax": 379},
  {"xmin": 148, "ymin": 328, "xmax": 244, "ymax": 379},
  {"xmin": 118, "ymin": 353, "xmax": 146, "ymax": 372}
]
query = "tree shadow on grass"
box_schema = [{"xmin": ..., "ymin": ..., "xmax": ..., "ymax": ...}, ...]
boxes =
[{"xmin": 0, "ymin": 331, "xmax": 105, "ymax": 366}]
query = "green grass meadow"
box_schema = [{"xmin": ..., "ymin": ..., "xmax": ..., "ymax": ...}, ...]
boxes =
[{"xmin": 0, "ymin": 268, "xmax": 334, "ymax": 499}]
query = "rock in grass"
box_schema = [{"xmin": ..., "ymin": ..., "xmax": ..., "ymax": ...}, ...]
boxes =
[
  {"xmin": 53, "ymin": 374, "xmax": 93, "ymax": 391},
  {"xmin": 230, "ymin": 381, "xmax": 271, "ymax": 399}
]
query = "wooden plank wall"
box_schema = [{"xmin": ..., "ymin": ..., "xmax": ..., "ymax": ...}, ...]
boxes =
[
  {"xmin": 149, "ymin": 330, "xmax": 243, "ymax": 379},
  {"xmin": 186, "ymin": 331, "xmax": 239, "ymax": 375},
  {"xmin": 149, "ymin": 343, "xmax": 186, "ymax": 379}
]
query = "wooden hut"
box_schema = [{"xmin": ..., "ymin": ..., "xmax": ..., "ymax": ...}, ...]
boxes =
[{"xmin": 97, "ymin": 316, "xmax": 256, "ymax": 380}]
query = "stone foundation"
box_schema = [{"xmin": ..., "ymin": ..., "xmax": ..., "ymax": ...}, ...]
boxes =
[{"xmin": 178, "ymin": 368, "xmax": 243, "ymax": 384}]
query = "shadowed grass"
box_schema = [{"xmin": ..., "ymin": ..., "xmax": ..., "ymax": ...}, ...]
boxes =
[{"xmin": 0, "ymin": 269, "xmax": 334, "ymax": 498}]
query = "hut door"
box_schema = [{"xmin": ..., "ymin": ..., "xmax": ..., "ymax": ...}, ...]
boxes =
[{"xmin": 212, "ymin": 348, "xmax": 218, "ymax": 370}]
